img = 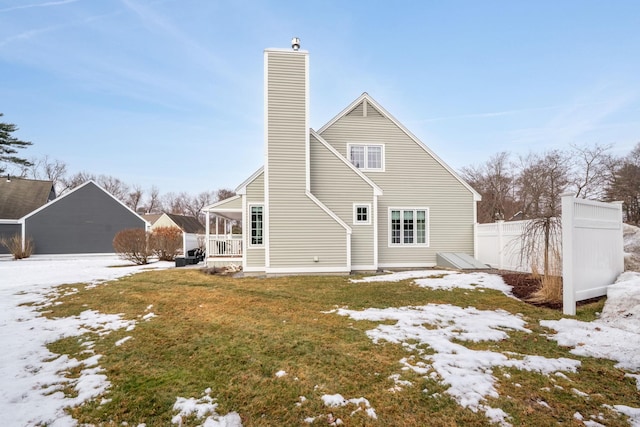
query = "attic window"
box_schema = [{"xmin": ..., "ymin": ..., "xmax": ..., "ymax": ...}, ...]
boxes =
[{"xmin": 348, "ymin": 144, "xmax": 384, "ymax": 171}]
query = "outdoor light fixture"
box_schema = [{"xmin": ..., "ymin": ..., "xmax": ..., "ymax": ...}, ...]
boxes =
[{"xmin": 291, "ymin": 37, "xmax": 300, "ymax": 51}]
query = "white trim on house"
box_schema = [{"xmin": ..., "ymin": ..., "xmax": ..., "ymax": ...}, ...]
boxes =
[
  {"xmin": 263, "ymin": 50, "xmax": 271, "ymax": 269},
  {"xmin": 247, "ymin": 203, "xmax": 264, "ymax": 248},
  {"xmin": 378, "ymin": 262, "xmax": 436, "ymax": 269},
  {"xmin": 310, "ymin": 130, "xmax": 383, "ymax": 196},
  {"xmin": 265, "ymin": 266, "xmax": 351, "ymax": 274},
  {"xmin": 0, "ymin": 219, "xmax": 20, "ymax": 224},
  {"xmin": 351, "ymin": 264, "xmax": 378, "ymax": 271},
  {"xmin": 305, "ymin": 53, "xmax": 311, "ymax": 193},
  {"xmin": 305, "ymin": 191, "xmax": 352, "ymax": 233},
  {"xmin": 346, "ymin": 143, "xmax": 385, "ymax": 172},
  {"xmin": 387, "ymin": 207, "xmax": 430, "ymax": 247},
  {"xmin": 317, "ymin": 93, "xmax": 481, "ymax": 202},
  {"xmin": 353, "ymin": 203, "xmax": 372, "ymax": 225},
  {"xmin": 373, "ymin": 195, "xmax": 378, "ymax": 270},
  {"xmin": 203, "ymin": 194, "xmax": 242, "ymax": 211},
  {"xmin": 235, "ymin": 167, "xmax": 264, "ymax": 195}
]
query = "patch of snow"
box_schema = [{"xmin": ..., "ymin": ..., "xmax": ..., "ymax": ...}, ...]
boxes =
[
  {"xmin": 171, "ymin": 389, "xmax": 242, "ymax": 427},
  {"xmin": 275, "ymin": 370, "xmax": 287, "ymax": 378},
  {"xmin": 598, "ymin": 272, "xmax": 640, "ymax": 333},
  {"xmin": 115, "ymin": 336, "xmax": 132, "ymax": 347},
  {"xmin": 350, "ymin": 269, "xmax": 453, "ymax": 283},
  {"xmin": 0, "ymin": 255, "xmax": 171, "ymax": 426},
  {"xmin": 333, "ymin": 304, "xmax": 579, "ymax": 422},
  {"xmin": 541, "ymin": 318, "xmax": 640, "ymax": 371},
  {"xmin": 141, "ymin": 312, "xmax": 156, "ymax": 321},
  {"xmin": 611, "ymin": 404, "xmax": 640, "ymax": 427}
]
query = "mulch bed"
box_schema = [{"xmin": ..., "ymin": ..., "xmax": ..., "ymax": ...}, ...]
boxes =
[{"xmin": 498, "ymin": 272, "xmax": 605, "ymax": 310}]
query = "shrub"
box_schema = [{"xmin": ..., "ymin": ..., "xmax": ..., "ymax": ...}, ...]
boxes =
[
  {"xmin": 0, "ymin": 233, "xmax": 33, "ymax": 260},
  {"xmin": 113, "ymin": 228, "xmax": 151, "ymax": 265},
  {"xmin": 149, "ymin": 226, "xmax": 183, "ymax": 261}
]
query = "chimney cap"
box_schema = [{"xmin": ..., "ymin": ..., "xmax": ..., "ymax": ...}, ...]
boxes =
[{"xmin": 291, "ymin": 37, "xmax": 300, "ymax": 51}]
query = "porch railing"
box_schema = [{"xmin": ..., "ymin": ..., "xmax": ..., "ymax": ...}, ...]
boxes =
[{"xmin": 208, "ymin": 235, "xmax": 243, "ymax": 257}]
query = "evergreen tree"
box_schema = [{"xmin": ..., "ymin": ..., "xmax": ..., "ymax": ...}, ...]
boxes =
[{"xmin": 0, "ymin": 113, "xmax": 33, "ymax": 174}]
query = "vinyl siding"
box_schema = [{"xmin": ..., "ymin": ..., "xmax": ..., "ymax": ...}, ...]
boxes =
[
  {"xmin": 151, "ymin": 214, "xmax": 180, "ymax": 230},
  {"xmin": 245, "ymin": 172, "xmax": 265, "ymax": 268},
  {"xmin": 0, "ymin": 223, "xmax": 21, "ymax": 255},
  {"xmin": 265, "ymin": 50, "xmax": 348, "ymax": 270},
  {"xmin": 319, "ymin": 111, "xmax": 475, "ymax": 266},
  {"xmin": 24, "ymin": 182, "xmax": 146, "ymax": 254},
  {"xmin": 310, "ymin": 134, "xmax": 375, "ymax": 268},
  {"xmin": 215, "ymin": 195, "xmax": 243, "ymax": 210}
]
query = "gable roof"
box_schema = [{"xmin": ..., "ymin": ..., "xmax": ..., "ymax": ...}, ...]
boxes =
[
  {"xmin": 0, "ymin": 177, "xmax": 56, "ymax": 219},
  {"xmin": 142, "ymin": 214, "xmax": 163, "ymax": 225},
  {"xmin": 164, "ymin": 213, "xmax": 205, "ymax": 234},
  {"xmin": 318, "ymin": 93, "xmax": 482, "ymax": 201},
  {"xmin": 22, "ymin": 180, "xmax": 150, "ymax": 227}
]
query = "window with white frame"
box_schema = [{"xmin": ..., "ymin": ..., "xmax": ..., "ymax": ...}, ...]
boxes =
[
  {"xmin": 250, "ymin": 205, "xmax": 264, "ymax": 246},
  {"xmin": 348, "ymin": 144, "xmax": 384, "ymax": 171},
  {"xmin": 353, "ymin": 204, "xmax": 371, "ymax": 225},
  {"xmin": 389, "ymin": 208, "xmax": 429, "ymax": 246}
]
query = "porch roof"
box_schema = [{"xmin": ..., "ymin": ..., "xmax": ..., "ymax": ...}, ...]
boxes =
[{"xmin": 203, "ymin": 194, "xmax": 242, "ymax": 222}]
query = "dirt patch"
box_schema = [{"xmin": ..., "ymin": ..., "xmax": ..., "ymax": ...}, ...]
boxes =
[{"xmin": 499, "ymin": 272, "xmax": 605, "ymax": 310}]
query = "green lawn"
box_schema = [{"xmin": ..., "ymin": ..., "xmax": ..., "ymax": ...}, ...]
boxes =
[{"xmin": 42, "ymin": 269, "xmax": 639, "ymax": 426}]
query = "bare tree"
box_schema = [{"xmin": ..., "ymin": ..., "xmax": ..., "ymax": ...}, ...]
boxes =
[
  {"xmin": 59, "ymin": 171, "xmax": 95, "ymax": 194},
  {"xmin": 461, "ymin": 152, "xmax": 517, "ymax": 223},
  {"xmin": 216, "ymin": 188, "xmax": 236, "ymax": 202},
  {"xmin": 126, "ymin": 184, "xmax": 144, "ymax": 212},
  {"xmin": 516, "ymin": 150, "xmax": 570, "ymax": 219},
  {"xmin": 145, "ymin": 185, "xmax": 162, "ymax": 214},
  {"xmin": 605, "ymin": 143, "xmax": 640, "ymax": 224},
  {"xmin": 569, "ymin": 143, "xmax": 612, "ymax": 200}
]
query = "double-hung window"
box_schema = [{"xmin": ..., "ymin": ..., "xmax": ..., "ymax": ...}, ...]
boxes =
[
  {"xmin": 389, "ymin": 208, "xmax": 429, "ymax": 246},
  {"xmin": 250, "ymin": 205, "xmax": 264, "ymax": 246},
  {"xmin": 348, "ymin": 144, "xmax": 384, "ymax": 171}
]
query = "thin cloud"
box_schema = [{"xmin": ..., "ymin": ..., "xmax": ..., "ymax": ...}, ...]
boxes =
[
  {"xmin": 418, "ymin": 103, "xmax": 601, "ymax": 123},
  {"xmin": 0, "ymin": 0, "xmax": 80, "ymax": 13}
]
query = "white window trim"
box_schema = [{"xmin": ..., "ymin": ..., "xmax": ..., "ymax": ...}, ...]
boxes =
[
  {"xmin": 347, "ymin": 143, "xmax": 385, "ymax": 172},
  {"xmin": 248, "ymin": 203, "xmax": 264, "ymax": 248},
  {"xmin": 353, "ymin": 203, "xmax": 372, "ymax": 225},
  {"xmin": 388, "ymin": 207, "xmax": 430, "ymax": 247}
]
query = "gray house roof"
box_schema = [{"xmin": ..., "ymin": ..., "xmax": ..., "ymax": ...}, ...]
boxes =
[
  {"xmin": 0, "ymin": 177, "xmax": 56, "ymax": 219},
  {"xmin": 164, "ymin": 213, "xmax": 205, "ymax": 234}
]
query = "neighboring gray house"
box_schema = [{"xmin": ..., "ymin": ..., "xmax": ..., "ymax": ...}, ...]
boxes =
[
  {"xmin": 2, "ymin": 179, "xmax": 147, "ymax": 255},
  {"xmin": 0, "ymin": 177, "xmax": 56, "ymax": 255},
  {"xmin": 204, "ymin": 41, "xmax": 480, "ymax": 274}
]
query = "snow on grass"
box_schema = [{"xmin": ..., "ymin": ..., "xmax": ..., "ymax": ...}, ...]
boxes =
[
  {"xmin": 351, "ymin": 269, "xmax": 514, "ymax": 296},
  {"xmin": 0, "ymin": 255, "xmax": 171, "ymax": 427},
  {"xmin": 332, "ymin": 303, "xmax": 579, "ymax": 425},
  {"xmin": 275, "ymin": 370, "xmax": 287, "ymax": 378},
  {"xmin": 540, "ymin": 317, "xmax": 640, "ymax": 372},
  {"xmin": 171, "ymin": 388, "xmax": 242, "ymax": 426}
]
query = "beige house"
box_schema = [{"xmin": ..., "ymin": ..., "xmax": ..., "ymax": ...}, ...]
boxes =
[{"xmin": 204, "ymin": 41, "xmax": 480, "ymax": 274}]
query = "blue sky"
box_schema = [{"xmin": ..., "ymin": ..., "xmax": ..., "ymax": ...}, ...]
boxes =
[{"xmin": 1, "ymin": 0, "xmax": 639, "ymax": 195}]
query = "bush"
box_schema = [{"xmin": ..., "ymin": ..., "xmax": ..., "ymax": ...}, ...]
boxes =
[
  {"xmin": 113, "ymin": 228, "xmax": 151, "ymax": 265},
  {"xmin": 0, "ymin": 233, "xmax": 33, "ymax": 260},
  {"xmin": 149, "ymin": 226, "xmax": 183, "ymax": 261}
]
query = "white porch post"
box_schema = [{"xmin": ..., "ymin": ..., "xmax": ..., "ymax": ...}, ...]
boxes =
[{"xmin": 205, "ymin": 210, "xmax": 210, "ymax": 257}]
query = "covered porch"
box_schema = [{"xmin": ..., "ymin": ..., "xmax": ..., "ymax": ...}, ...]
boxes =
[{"xmin": 203, "ymin": 196, "xmax": 243, "ymax": 268}]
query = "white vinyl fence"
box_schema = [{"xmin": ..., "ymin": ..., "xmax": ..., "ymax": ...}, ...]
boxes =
[
  {"xmin": 476, "ymin": 220, "xmax": 549, "ymax": 273},
  {"xmin": 561, "ymin": 195, "xmax": 623, "ymax": 315},
  {"xmin": 476, "ymin": 195, "xmax": 623, "ymax": 315}
]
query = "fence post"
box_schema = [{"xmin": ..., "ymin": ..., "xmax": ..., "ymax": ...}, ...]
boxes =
[
  {"xmin": 561, "ymin": 193, "xmax": 575, "ymax": 315},
  {"xmin": 496, "ymin": 220, "xmax": 504, "ymax": 270}
]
